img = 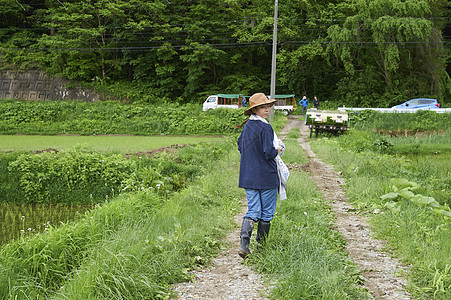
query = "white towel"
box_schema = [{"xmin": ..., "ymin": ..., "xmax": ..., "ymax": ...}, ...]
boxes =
[{"xmin": 273, "ymin": 133, "xmax": 289, "ymax": 200}]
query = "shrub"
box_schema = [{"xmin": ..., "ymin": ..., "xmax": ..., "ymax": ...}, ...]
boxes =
[{"xmin": 0, "ymin": 100, "xmax": 251, "ymax": 136}]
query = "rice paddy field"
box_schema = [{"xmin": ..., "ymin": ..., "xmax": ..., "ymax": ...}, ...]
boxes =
[
  {"xmin": 0, "ymin": 134, "xmax": 224, "ymax": 153},
  {"xmin": 0, "ymin": 134, "xmax": 226, "ymax": 246}
]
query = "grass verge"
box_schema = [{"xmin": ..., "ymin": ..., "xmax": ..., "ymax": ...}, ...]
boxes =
[{"xmin": 310, "ymin": 133, "xmax": 451, "ymax": 299}]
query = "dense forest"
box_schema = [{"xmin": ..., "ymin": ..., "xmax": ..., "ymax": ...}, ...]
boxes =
[{"xmin": 1, "ymin": 0, "xmax": 450, "ymax": 107}]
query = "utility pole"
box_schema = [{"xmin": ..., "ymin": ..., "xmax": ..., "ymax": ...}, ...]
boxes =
[{"xmin": 269, "ymin": 0, "xmax": 278, "ymax": 124}]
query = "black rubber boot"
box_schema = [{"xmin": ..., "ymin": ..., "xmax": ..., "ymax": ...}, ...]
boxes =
[
  {"xmin": 256, "ymin": 220, "xmax": 271, "ymax": 246},
  {"xmin": 238, "ymin": 218, "xmax": 255, "ymax": 259}
]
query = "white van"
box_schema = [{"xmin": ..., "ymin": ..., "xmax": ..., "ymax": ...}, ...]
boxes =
[
  {"xmin": 202, "ymin": 94, "xmax": 243, "ymax": 111},
  {"xmin": 202, "ymin": 94, "xmax": 296, "ymax": 115}
]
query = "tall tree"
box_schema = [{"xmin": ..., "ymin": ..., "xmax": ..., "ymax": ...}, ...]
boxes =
[
  {"xmin": 1, "ymin": 0, "xmax": 448, "ymax": 104},
  {"xmin": 327, "ymin": 0, "xmax": 447, "ymax": 105}
]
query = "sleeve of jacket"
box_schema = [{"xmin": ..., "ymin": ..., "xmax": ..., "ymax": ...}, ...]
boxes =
[
  {"xmin": 262, "ymin": 125, "xmax": 278, "ymax": 160},
  {"xmin": 237, "ymin": 134, "xmax": 242, "ymax": 153}
]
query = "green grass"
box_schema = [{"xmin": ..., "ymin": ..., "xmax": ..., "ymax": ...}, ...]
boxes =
[
  {"xmin": 350, "ymin": 110, "xmax": 451, "ymax": 132},
  {"xmin": 0, "ymin": 134, "xmax": 224, "ymax": 153},
  {"xmin": 281, "ymin": 128, "xmax": 308, "ymax": 165},
  {"xmin": 0, "ymin": 127, "xmax": 371, "ymax": 299},
  {"xmin": 0, "ymin": 142, "xmax": 243, "ymax": 298},
  {"xmin": 310, "ymin": 133, "xmax": 451, "ymax": 299},
  {"xmin": 247, "ymin": 128, "xmax": 369, "ymax": 299},
  {"xmin": 387, "ymin": 132, "xmax": 451, "ymax": 156}
]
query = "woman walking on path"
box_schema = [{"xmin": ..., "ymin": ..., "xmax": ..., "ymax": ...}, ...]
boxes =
[{"xmin": 236, "ymin": 93, "xmax": 285, "ymax": 259}]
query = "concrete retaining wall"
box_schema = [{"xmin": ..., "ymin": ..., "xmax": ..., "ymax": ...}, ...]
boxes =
[{"xmin": 0, "ymin": 70, "xmax": 101, "ymax": 102}]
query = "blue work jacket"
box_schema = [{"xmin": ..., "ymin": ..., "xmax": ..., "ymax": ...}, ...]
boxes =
[{"xmin": 237, "ymin": 120, "xmax": 279, "ymax": 190}]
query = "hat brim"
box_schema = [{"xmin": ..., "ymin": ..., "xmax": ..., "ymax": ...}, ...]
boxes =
[{"xmin": 244, "ymin": 99, "xmax": 276, "ymax": 116}]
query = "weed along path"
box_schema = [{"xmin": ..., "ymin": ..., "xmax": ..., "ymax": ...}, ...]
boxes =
[
  {"xmin": 172, "ymin": 116, "xmax": 412, "ymax": 299},
  {"xmin": 292, "ymin": 115, "xmax": 412, "ymax": 299}
]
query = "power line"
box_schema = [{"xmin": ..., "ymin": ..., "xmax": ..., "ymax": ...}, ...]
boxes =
[
  {"xmin": 2, "ymin": 16, "xmax": 449, "ymax": 31},
  {"xmin": 2, "ymin": 39, "xmax": 448, "ymax": 53}
]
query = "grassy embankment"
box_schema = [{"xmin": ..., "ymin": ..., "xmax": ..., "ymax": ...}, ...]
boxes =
[
  {"xmin": 310, "ymin": 111, "xmax": 451, "ymax": 299},
  {"xmin": 0, "ymin": 139, "xmax": 243, "ymax": 298}
]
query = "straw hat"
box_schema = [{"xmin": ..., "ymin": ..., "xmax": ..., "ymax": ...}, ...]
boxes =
[{"xmin": 244, "ymin": 93, "xmax": 276, "ymax": 116}]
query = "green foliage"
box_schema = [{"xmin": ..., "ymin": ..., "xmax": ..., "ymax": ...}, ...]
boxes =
[
  {"xmin": 372, "ymin": 136, "xmax": 393, "ymax": 153},
  {"xmin": 381, "ymin": 178, "xmax": 451, "ymax": 218},
  {"xmin": 0, "ymin": 152, "xmax": 22, "ymax": 203},
  {"xmin": 8, "ymin": 148, "xmax": 134, "ymax": 204},
  {"xmin": 93, "ymin": 81, "xmax": 170, "ymax": 104},
  {"xmin": 311, "ymin": 128, "xmax": 451, "ymax": 298},
  {"xmin": 350, "ymin": 110, "xmax": 451, "ymax": 132},
  {"xmin": 2, "ymin": 141, "xmax": 230, "ymax": 205},
  {"xmin": 348, "ymin": 110, "xmax": 378, "ymax": 127},
  {"xmin": 0, "ymin": 141, "xmax": 242, "ymax": 298},
  {"xmin": 335, "ymin": 67, "xmax": 392, "ymax": 107},
  {"xmin": 0, "ymin": 100, "xmax": 248, "ymax": 135},
  {"xmin": 328, "ymin": 0, "xmax": 448, "ymax": 102},
  {"xmin": 1, "ymin": 0, "xmax": 449, "ymax": 105}
]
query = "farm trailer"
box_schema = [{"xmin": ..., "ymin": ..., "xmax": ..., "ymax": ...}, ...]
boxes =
[{"xmin": 305, "ymin": 109, "xmax": 350, "ymax": 137}]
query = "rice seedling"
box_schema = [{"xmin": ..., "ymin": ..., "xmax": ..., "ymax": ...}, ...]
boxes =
[
  {"xmin": 0, "ymin": 203, "xmax": 91, "ymax": 245},
  {"xmin": 0, "ymin": 134, "xmax": 224, "ymax": 153}
]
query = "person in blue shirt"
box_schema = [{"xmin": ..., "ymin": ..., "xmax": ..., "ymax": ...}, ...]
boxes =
[
  {"xmin": 237, "ymin": 92, "xmax": 281, "ymax": 259},
  {"xmin": 299, "ymin": 96, "xmax": 309, "ymax": 116}
]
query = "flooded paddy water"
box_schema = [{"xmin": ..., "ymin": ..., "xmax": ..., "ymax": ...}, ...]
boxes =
[{"xmin": 0, "ymin": 203, "xmax": 92, "ymax": 245}]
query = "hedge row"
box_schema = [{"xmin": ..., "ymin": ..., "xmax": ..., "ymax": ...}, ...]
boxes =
[{"xmin": 0, "ymin": 100, "xmax": 248, "ymax": 135}]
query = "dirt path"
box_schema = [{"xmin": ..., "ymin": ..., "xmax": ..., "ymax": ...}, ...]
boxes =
[
  {"xmin": 172, "ymin": 198, "xmax": 272, "ymax": 299},
  {"xmin": 172, "ymin": 116, "xmax": 412, "ymax": 299},
  {"xmin": 289, "ymin": 115, "xmax": 412, "ymax": 299}
]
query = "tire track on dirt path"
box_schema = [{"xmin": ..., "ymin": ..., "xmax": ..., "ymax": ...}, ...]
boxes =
[
  {"xmin": 172, "ymin": 198, "xmax": 273, "ymax": 299},
  {"xmin": 289, "ymin": 115, "xmax": 412, "ymax": 299}
]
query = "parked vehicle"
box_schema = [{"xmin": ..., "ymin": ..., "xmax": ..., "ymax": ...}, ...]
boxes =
[
  {"xmin": 392, "ymin": 98, "xmax": 441, "ymax": 109},
  {"xmin": 203, "ymin": 94, "xmax": 296, "ymax": 115},
  {"xmin": 202, "ymin": 94, "xmax": 243, "ymax": 111},
  {"xmin": 271, "ymin": 94, "xmax": 296, "ymax": 115},
  {"xmin": 305, "ymin": 110, "xmax": 349, "ymax": 137}
]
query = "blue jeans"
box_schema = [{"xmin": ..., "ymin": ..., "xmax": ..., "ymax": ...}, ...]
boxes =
[
  {"xmin": 243, "ymin": 188, "xmax": 278, "ymax": 222},
  {"xmin": 302, "ymin": 106, "xmax": 308, "ymax": 116}
]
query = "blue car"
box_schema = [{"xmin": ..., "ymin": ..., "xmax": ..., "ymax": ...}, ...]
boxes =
[{"xmin": 392, "ymin": 98, "xmax": 441, "ymax": 109}]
